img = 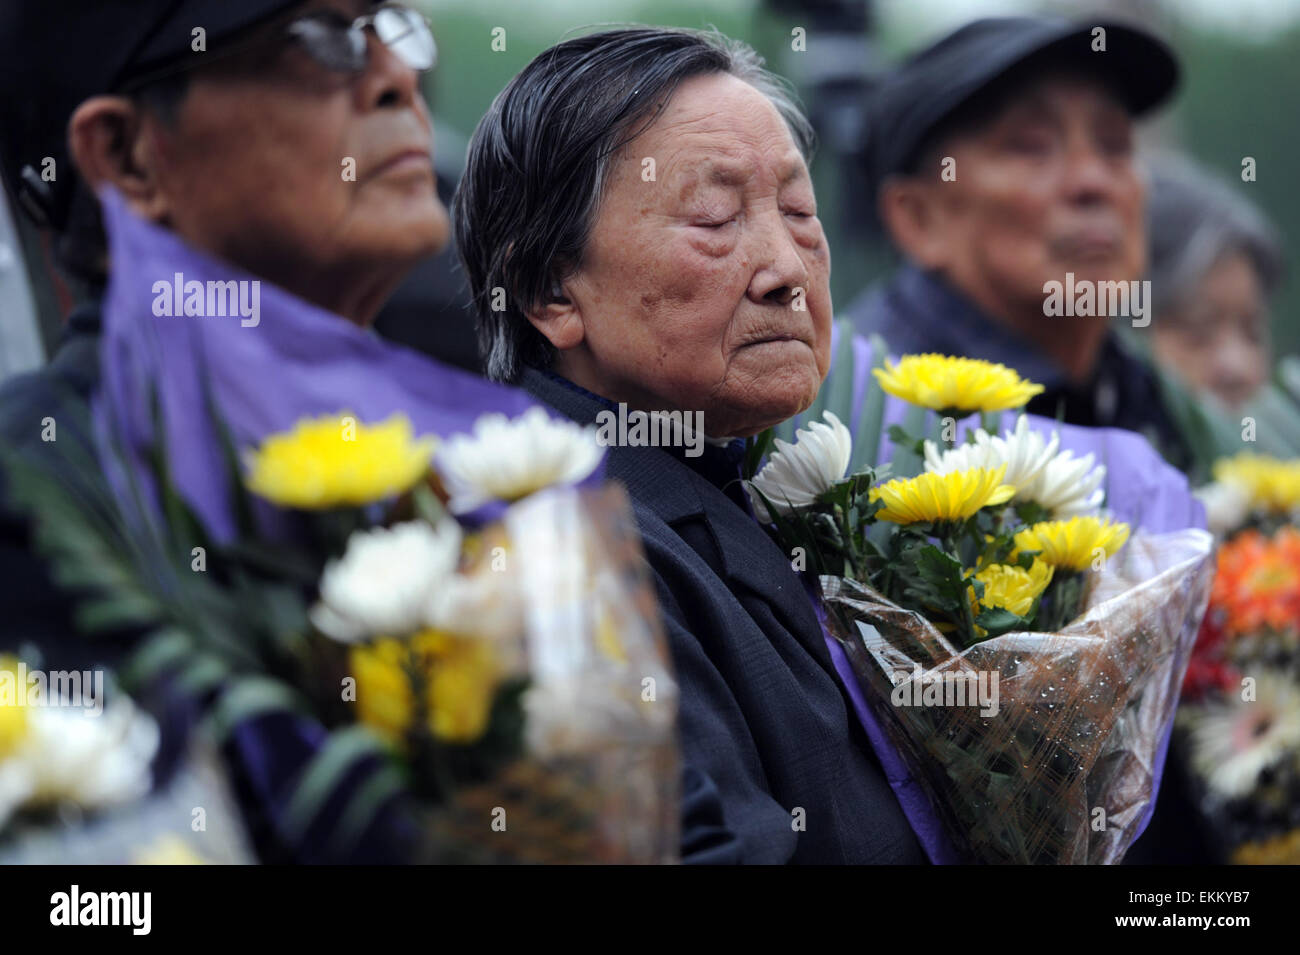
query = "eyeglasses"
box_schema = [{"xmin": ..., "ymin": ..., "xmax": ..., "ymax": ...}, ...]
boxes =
[
  {"xmin": 118, "ymin": 3, "xmax": 437, "ymax": 92},
  {"xmin": 287, "ymin": 3, "xmax": 437, "ymax": 73}
]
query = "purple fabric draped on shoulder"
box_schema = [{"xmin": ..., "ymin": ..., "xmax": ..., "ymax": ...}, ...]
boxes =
[
  {"xmin": 87, "ymin": 188, "xmax": 577, "ymax": 861},
  {"xmin": 92, "ymin": 186, "xmax": 544, "ymax": 544},
  {"xmin": 817, "ymin": 323, "xmax": 1206, "ymax": 864}
]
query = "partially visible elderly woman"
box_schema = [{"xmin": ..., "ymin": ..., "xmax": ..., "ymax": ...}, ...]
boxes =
[
  {"xmin": 455, "ymin": 27, "xmax": 923, "ymax": 863},
  {"xmin": 1147, "ymin": 154, "xmax": 1287, "ymax": 410}
]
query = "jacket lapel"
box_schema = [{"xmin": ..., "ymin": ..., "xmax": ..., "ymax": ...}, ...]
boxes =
[{"xmin": 521, "ymin": 368, "xmax": 835, "ymax": 672}]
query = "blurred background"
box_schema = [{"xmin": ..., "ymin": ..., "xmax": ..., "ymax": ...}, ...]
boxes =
[
  {"xmin": 3, "ymin": 0, "xmax": 1297, "ymax": 379},
  {"xmin": 417, "ymin": 0, "xmax": 1298, "ymax": 358}
]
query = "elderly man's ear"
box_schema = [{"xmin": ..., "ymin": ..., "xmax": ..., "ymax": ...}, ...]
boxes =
[
  {"xmin": 878, "ymin": 177, "xmax": 952, "ymax": 272},
  {"xmin": 68, "ymin": 96, "xmax": 173, "ymax": 224},
  {"xmin": 525, "ymin": 281, "xmax": 585, "ymax": 351}
]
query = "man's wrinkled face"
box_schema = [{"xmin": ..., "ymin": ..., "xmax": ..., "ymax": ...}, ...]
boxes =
[
  {"xmin": 902, "ymin": 72, "xmax": 1145, "ymax": 317},
  {"xmin": 557, "ymin": 72, "xmax": 832, "ymax": 438},
  {"xmin": 145, "ymin": 0, "xmax": 445, "ymax": 290}
]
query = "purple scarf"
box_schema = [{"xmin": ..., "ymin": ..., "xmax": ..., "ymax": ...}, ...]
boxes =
[{"xmin": 92, "ymin": 187, "xmax": 540, "ymax": 543}]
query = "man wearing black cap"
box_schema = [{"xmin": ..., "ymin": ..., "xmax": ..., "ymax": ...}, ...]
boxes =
[
  {"xmin": 847, "ymin": 16, "xmax": 1195, "ymax": 473},
  {"xmin": 847, "ymin": 15, "xmax": 1211, "ymax": 863}
]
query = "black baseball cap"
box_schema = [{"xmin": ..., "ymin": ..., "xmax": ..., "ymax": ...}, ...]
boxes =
[
  {"xmin": 867, "ymin": 16, "xmax": 1180, "ymax": 191},
  {"xmin": 0, "ymin": 0, "xmax": 304, "ymax": 230}
]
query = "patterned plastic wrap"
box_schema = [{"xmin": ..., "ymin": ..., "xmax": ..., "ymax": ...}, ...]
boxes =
[
  {"xmin": 821, "ymin": 528, "xmax": 1215, "ymax": 864},
  {"xmin": 422, "ymin": 484, "xmax": 681, "ymax": 864}
]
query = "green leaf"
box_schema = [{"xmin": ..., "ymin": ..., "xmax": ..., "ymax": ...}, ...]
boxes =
[
  {"xmin": 120, "ymin": 628, "xmax": 196, "ymax": 689},
  {"xmin": 772, "ymin": 415, "xmax": 796, "ymax": 446},
  {"xmin": 888, "ymin": 404, "xmax": 929, "ymax": 479},
  {"xmin": 849, "ymin": 334, "xmax": 890, "ymax": 475},
  {"xmin": 817, "ymin": 318, "xmax": 858, "ymax": 427},
  {"xmin": 329, "ymin": 763, "xmax": 410, "ymax": 856},
  {"xmin": 282, "ymin": 724, "xmax": 395, "ymax": 842},
  {"xmin": 172, "ymin": 654, "xmax": 230, "ymax": 698},
  {"xmin": 74, "ymin": 592, "xmax": 162, "ymax": 633},
  {"xmin": 411, "ymin": 481, "xmax": 446, "ymax": 526},
  {"xmin": 802, "ymin": 323, "xmax": 843, "ymax": 427},
  {"xmin": 973, "ymin": 606, "xmax": 1027, "ymax": 637},
  {"xmin": 207, "ymin": 676, "xmax": 310, "ymax": 743},
  {"xmin": 743, "ymin": 428, "xmax": 776, "ymax": 481},
  {"xmin": 914, "ymin": 544, "xmax": 965, "ymax": 600}
]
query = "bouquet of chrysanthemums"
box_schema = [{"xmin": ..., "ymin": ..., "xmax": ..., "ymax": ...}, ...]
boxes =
[
  {"xmin": 745, "ymin": 350, "xmax": 1214, "ymax": 864},
  {"xmin": 1178, "ymin": 453, "xmax": 1300, "ymax": 864},
  {"xmin": 6, "ymin": 404, "xmax": 679, "ymax": 864}
]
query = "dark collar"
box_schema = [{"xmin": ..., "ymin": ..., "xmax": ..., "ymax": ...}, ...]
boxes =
[
  {"xmin": 520, "ymin": 367, "xmax": 821, "ymax": 645},
  {"xmin": 869, "ymin": 265, "xmax": 1068, "ymax": 388},
  {"xmin": 522, "ymin": 367, "xmax": 751, "ymax": 518}
]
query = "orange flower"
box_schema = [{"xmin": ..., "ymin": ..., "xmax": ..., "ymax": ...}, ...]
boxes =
[{"xmin": 1210, "ymin": 527, "xmax": 1300, "ymax": 637}]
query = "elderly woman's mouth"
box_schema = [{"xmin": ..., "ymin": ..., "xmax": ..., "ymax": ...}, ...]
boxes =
[{"xmin": 740, "ymin": 334, "xmax": 810, "ymax": 348}]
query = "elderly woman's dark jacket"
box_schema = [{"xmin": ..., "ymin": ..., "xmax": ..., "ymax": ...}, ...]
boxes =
[{"xmin": 524, "ymin": 369, "xmax": 926, "ymax": 864}]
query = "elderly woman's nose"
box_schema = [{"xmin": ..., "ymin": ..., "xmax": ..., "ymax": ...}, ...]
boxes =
[
  {"xmin": 746, "ymin": 215, "xmax": 810, "ymax": 304},
  {"xmin": 1214, "ymin": 331, "xmax": 1264, "ymax": 386}
]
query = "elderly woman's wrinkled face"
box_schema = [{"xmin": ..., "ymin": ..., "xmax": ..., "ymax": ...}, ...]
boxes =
[
  {"xmin": 546, "ymin": 72, "xmax": 832, "ymax": 438},
  {"xmin": 1152, "ymin": 252, "xmax": 1271, "ymax": 409}
]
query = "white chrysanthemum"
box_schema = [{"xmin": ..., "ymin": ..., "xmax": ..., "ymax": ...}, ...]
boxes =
[
  {"xmin": 1020, "ymin": 447, "xmax": 1107, "ymax": 517},
  {"xmin": 0, "ymin": 697, "xmax": 158, "ymax": 832},
  {"xmin": 924, "ymin": 414, "xmax": 1058, "ymax": 490},
  {"xmin": 436, "ymin": 407, "xmax": 603, "ymax": 513},
  {"xmin": 1195, "ymin": 480, "xmax": 1251, "ymax": 537},
  {"xmin": 926, "ymin": 416, "xmax": 1105, "ymax": 517},
  {"xmin": 747, "ymin": 411, "xmax": 852, "ymax": 519},
  {"xmin": 1187, "ymin": 671, "xmax": 1300, "ymax": 799},
  {"xmin": 424, "ymin": 570, "xmax": 525, "ymax": 642},
  {"xmin": 311, "ymin": 519, "xmax": 462, "ymax": 642}
]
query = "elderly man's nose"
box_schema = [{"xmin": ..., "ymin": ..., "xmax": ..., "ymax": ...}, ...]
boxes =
[
  {"xmin": 748, "ymin": 223, "xmax": 809, "ymax": 305},
  {"xmin": 1061, "ymin": 141, "xmax": 1122, "ymax": 204},
  {"xmin": 357, "ymin": 31, "xmax": 422, "ymax": 109}
]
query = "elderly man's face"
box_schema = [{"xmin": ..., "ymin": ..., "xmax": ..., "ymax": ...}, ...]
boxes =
[
  {"xmin": 889, "ymin": 72, "xmax": 1145, "ymax": 320},
  {"xmin": 139, "ymin": 0, "xmax": 445, "ymax": 315},
  {"xmin": 551, "ymin": 72, "xmax": 833, "ymax": 438}
]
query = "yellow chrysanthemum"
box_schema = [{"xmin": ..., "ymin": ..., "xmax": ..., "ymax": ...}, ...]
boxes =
[
  {"xmin": 969, "ymin": 560, "xmax": 1054, "ymax": 619},
  {"xmin": 244, "ymin": 412, "xmax": 435, "ymax": 509},
  {"xmin": 133, "ymin": 835, "xmax": 207, "ymax": 865},
  {"xmin": 873, "ymin": 354, "xmax": 1044, "ymax": 414},
  {"xmin": 1213, "ymin": 453, "xmax": 1300, "ymax": 513},
  {"xmin": 1231, "ymin": 828, "xmax": 1300, "ymax": 865},
  {"xmin": 0, "ymin": 656, "xmax": 28, "ymax": 761},
  {"xmin": 1013, "ymin": 516, "xmax": 1130, "ymax": 573},
  {"xmin": 349, "ymin": 630, "xmax": 500, "ymax": 745},
  {"xmin": 871, "ymin": 466, "xmax": 1016, "ymax": 523}
]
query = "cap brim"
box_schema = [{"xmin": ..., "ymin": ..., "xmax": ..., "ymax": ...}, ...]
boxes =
[{"xmin": 1015, "ymin": 20, "xmax": 1179, "ymax": 117}]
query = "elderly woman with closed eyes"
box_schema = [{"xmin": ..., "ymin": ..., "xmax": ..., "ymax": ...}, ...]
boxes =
[{"xmin": 454, "ymin": 27, "xmax": 923, "ymax": 864}]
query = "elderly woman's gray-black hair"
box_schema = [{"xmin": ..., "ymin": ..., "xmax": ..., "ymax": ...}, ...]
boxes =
[
  {"xmin": 452, "ymin": 26, "xmax": 815, "ymax": 383},
  {"xmin": 1147, "ymin": 154, "xmax": 1287, "ymax": 313}
]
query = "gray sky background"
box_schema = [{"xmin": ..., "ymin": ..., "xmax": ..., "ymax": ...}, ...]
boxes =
[{"xmin": 428, "ymin": 0, "xmax": 1300, "ymax": 40}]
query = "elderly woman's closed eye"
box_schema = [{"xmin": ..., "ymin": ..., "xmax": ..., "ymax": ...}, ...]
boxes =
[{"xmin": 455, "ymin": 27, "xmax": 921, "ymax": 866}]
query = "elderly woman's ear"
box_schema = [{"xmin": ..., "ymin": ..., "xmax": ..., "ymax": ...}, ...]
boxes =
[{"xmin": 524, "ymin": 280, "xmax": 585, "ymax": 352}]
